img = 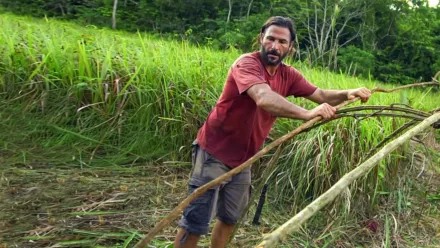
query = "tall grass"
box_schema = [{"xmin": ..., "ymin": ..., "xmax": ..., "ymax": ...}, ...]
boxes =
[
  {"xmin": 0, "ymin": 14, "xmax": 233, "ymax": 162},
  {"xmin": 1, "ymin": 13, "xmax": 438, "ymax": 215}
]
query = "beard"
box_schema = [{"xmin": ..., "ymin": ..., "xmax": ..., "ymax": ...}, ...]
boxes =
[{"xmin": 260, "ymin": 46, "xmax": 288, "ymax": 66}]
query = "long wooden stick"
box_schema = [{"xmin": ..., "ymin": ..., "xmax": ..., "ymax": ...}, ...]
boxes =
[
  {"xmin": 134, "ymin": 81, "xmax": 439, "ymax": 248},
  {"xmin": 372, "ymin": 82, "xmax": 439, "ymax": 93},
  {"xmin": 255, "ymin": 112, "xmax": 440, "ymax": 248}
]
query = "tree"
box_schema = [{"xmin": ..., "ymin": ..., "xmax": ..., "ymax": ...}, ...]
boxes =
[
  {"xmin": 295, "ymin": 0, "xmax": 367, "ymax": 69},
  {"xmin": 112, "ymin": 0, "xmax": 118, "ymax": 29}
]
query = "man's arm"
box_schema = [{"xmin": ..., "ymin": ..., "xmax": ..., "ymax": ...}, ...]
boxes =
[
  {"xmin": 246, "ymin": 84, "xmax": 337, "ymax": 120},
  {"xmin": 305, "ymin": 88, "xmax": 371, "ymax": 106}
]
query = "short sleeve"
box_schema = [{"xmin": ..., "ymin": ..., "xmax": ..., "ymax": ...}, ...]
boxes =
[
  {"xmin": 232, "ymin": 55, "xmax": 266, "ymax": 94},
  {"xmin": 287, "ymin": 67, "xmax": 317, "ymax": 97}
]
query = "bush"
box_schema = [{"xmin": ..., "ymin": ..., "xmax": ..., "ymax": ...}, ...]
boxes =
[{"xmin": 337, "ymin": 45, "xmax": 375, "ymax": 78}]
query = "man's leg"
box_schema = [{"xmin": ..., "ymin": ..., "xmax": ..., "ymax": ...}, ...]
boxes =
[
  {"xmin": 212, "ymin": 167, "xmax": 251, "ymax": 248},
  {"xmin": 211, "ymin": 220, "xmax": 235, "ymax": 248},
  {"xmin": 174, "ymin": 185, "xmax": 217, "ymax": 248},
  {"xmin": 174, "ymin": 142, "xmax": 226, "ymax": 248},
  {"xmin": 174, "ymin": 228, "xmax": 200, "ymax": 248}
]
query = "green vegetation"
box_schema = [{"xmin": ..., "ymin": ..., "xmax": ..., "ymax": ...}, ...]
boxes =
[
  {"xmin": 1, "ymin": 0, "xmax": 440, "ymax": 84},
  {"xmin": 1, "ymin": 13, "xmax": 439, "ymax": 247}
]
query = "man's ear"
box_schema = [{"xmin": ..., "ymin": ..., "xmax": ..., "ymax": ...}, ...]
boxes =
[{"xmin": 288, "ymin": 43, "xmax": 296, "ymax": 56}]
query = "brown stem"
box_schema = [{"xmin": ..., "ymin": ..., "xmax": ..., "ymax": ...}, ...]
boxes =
[
  {"xmin": 303, "ymin": 106, "xmax": 427, "ymax": 133},
  {"xmin": 338, "ymin": 113, "xmax": 425, "ymax": 121},
  {"xmin": 337, "ymin": 105, "xmax": 430, "ymax": 117},
  {"xmin": 372, "ymin": 81, "xmax": 439, "ymax": 93}
]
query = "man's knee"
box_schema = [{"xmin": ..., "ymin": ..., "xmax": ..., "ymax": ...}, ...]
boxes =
[
  {"xmin": 217, "ymin": 215, "xmax": 239, "ymax": 226},
  {"xmin": 175, "ymin": 228, "xmax": 200, "ymax": 248},
  {"xmin": 178, "ymin": 185, "xmax": 217, "ymax": 235}
]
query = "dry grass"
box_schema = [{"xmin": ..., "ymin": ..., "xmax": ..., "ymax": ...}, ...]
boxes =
[
  {"xmin": 0, "ymin": 160, "xmax": 189, "ymax": 247},
  {"xmin": 1, "ymin": 143, "xmax": 439, "ymax": 248}
]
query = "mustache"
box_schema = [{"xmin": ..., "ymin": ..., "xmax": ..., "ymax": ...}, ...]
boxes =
[{"xmin": 267, "ymin": 50, "xmax": 280, "ymax": 56}]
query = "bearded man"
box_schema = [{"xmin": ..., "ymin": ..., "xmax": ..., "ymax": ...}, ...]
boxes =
[{"xmin": 174, "ymin": 16, "xmax": 371, "ymax": 248}]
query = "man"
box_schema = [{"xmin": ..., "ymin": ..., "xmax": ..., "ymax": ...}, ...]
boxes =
[{"xmin": 174, "ymin": 16, "xmax": 371, "ymax": 248}]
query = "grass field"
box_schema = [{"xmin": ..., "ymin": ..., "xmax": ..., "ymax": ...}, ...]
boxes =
[{"xmin": 0, "ymin": 13, "xmax": 439, "ymax": 247}]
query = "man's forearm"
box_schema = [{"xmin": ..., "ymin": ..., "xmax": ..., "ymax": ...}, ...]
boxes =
[
  {"xmin": 318, "ymin": 89, "xmax": 350, "ymax": 106},
  {"xmin": 257, "ymin": 90, "xmax": 310, "ymax": 120},
  {"xmin": 306, "ymin": 88, "xmax": 371, "ymax": 106}
]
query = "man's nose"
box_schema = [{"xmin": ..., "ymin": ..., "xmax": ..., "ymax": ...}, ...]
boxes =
[{"xmin": 270, "ymin": 41, "xmax": 280, "ymax": 50}]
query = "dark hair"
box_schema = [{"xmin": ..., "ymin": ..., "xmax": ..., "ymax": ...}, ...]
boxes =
[{"xmin": 260, "ymin": 16, "xmax": 296, "ymax": 43}]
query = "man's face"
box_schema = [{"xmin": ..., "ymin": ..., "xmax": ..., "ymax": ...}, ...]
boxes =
[{"xmin": 260, "ymin": 25, "xmax": 292, "ymax": 66}]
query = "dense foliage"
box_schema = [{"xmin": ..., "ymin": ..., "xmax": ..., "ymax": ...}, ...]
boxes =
[{"xmin": 1, "ymin": 0, "xmax": 439, "ymax": 84}]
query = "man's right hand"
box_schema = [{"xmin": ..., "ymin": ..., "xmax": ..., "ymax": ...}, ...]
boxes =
[{"xmin": 306, "ymin": 103, "xmax": 337, "ymax": 120}]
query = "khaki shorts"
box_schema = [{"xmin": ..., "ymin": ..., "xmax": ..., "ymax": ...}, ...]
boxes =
[{"xmin": 178, "ymin": 142, "xmax": 251, "ymax": 235}]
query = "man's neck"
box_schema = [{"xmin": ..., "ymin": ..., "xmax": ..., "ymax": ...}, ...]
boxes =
[{"xmin": 265, "ymin": 65, "xmax": 279, "ymax": 76}]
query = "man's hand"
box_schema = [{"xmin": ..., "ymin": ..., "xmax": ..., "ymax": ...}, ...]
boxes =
[
  {"xmin": 306, "ymin": 103, "xmax": 337, "ymax": 120},
  {"xmin": 347, "ymin": 87, "xmax": 371, "ymax": 103}
]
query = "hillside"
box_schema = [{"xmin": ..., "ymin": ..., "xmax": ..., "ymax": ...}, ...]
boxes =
[{"xmin": 0, "ymin": 14, "xmax": 439, "ymax": 247}]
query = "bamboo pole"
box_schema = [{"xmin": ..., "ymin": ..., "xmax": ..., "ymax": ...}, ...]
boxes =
[
  {"xmin": 134, "ymin": 81, "xmax": 439, "ymax": 248},
  {"xmin": 255, "ymin": 112, "xmax": 440, "ymax": 248}
]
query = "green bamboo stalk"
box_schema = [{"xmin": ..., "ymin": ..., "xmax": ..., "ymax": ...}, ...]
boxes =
[{"xmin": 255, "ymin": 112, "xmax": 440, "ymax": 248}]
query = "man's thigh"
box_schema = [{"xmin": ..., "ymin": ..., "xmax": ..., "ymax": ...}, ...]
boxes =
[{"xmin": 216, "ymin": 166, "xmax": 251, "ymax": 225}]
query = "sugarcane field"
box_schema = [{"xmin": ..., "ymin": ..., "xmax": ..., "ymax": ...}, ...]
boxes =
[{"xmin": 1, "ymin": 3, "xmax": 440, "ymax": 248}]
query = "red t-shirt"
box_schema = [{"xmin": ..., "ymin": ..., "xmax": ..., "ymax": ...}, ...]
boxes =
[{"xmin": 196, "ymin": 52, "xmax": 317, "ymax": 168}]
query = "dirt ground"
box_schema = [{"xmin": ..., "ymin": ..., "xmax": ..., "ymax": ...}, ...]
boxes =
[
  {"xmin": 0, "ymin": 160, "xmax": 189, "ymax": 247},
  {"xmin": 1, "ymin": 135, "xmax": 439, "ymax": 248},
  {"xmin": 0, "ymin": 159, "xmax": 273, "ymax": 248}
]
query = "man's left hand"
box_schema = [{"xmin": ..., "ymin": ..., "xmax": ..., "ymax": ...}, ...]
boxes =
[{"xmin": 347, "ymin": 87, "xmax": 371, "ymax": 103}]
